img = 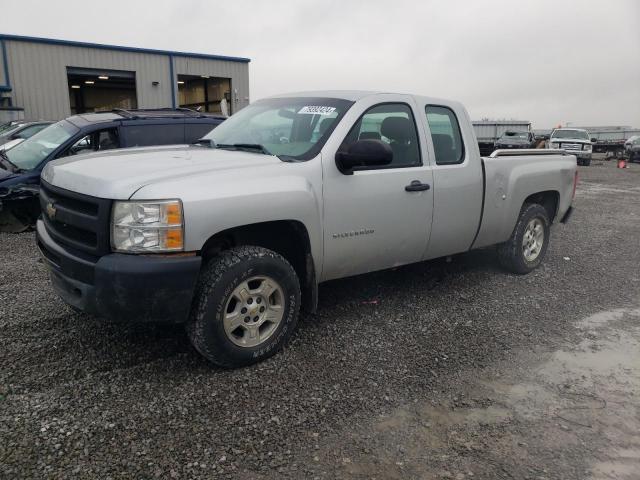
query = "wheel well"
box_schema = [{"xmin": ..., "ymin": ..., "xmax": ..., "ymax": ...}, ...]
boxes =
[
  {"xmin": 200, "ymin": 220, "xmax": 317, "ymax": 312},
  {"xmin": 524, "ymin": 191, "xmax": 559, "ymax": 222}
]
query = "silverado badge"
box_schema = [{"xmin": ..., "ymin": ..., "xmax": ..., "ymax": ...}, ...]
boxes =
[{"xmin": 45, "ymin": 202, "xmax": 57, "ymax": 220}]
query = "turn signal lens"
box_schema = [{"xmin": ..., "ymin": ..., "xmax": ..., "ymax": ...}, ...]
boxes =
[
  {"xmin": 164, "ymin": 228, "xmax": 183, "ymax": 250},
  {"xmin": 165, "ymin": 202, "xmax": 182, "ymax": 225}
]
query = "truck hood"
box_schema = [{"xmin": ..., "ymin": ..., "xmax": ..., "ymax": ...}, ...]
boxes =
[{"xmin": 42, "ymin": 145, "xmax": 283, "ymax": 199}]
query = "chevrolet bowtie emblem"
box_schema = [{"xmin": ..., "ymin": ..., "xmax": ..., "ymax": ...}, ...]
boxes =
[{"xmin": 46, "ymin": 202, "xmax": 57, "ymax": 220}]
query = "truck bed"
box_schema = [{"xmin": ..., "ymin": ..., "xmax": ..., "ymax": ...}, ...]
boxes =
[{"xmin": 472, "ymin": 149, "xmax": 577, "ymax": 249}]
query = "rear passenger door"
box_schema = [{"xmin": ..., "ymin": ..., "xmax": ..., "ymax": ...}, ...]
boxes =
[
  {"xmin": 421, "ymin": 104, "xmax": 484, "ymax": 260},
  {"xmin": 121, "ymin": 120, "xmax": 185, "ymax": 147}
]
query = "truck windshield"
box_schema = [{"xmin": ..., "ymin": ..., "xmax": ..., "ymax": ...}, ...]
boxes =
[
  {"xmin": 6, "ymin": 120, "xmax": 79, "ymax": 171},
  {"xmin": 551, "ymin": 129, "xmax": 589, "ymax": 140},
  {"xmin": 202, "ymin": 97, "xmax": 354, "ymax": 161}
]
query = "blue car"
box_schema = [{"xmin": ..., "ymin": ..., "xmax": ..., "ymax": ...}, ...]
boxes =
[{"xmin": 0, "ymin": 108, "xmax": 224, "ymax": 231}]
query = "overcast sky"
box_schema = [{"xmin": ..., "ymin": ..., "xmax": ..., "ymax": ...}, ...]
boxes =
[{"xmin": 4, "ymin": 0, "xmax": 639, "ymax": 128}]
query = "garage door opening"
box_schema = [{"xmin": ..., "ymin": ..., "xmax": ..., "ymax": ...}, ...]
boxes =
[
  {"xmin": 177, "ymin": 75, "xmax": 231, "ymax": 114},
  {"xmin": 67, "ymin": 67, "xmax": 137, "ymax": 114}
]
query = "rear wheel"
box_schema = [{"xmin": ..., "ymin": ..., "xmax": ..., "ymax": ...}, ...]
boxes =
[
  {"xmin": 497, "ymin": 203, "xmax": 550, "ymax": 274},
  {"xmin": 187, "ymin": 246, "xmax": 301, "ymax": 368}
]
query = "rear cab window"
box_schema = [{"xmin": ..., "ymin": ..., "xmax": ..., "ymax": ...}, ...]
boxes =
[
  {"xmin": 425, "ymin": 105, "xmax": 465, "ymax": 165},
  {"xmin": 122, "ymin": 121, "xmax": 185, "ymax": 147}
]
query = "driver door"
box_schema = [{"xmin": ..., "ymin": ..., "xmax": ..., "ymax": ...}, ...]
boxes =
[{"xmin": 320, "ymin": 95, "xmax": 434, "ymax": 281}]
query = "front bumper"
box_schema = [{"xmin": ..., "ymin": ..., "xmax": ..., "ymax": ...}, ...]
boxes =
[
  {"xmin": 36, "ymin": 219, "xmax": 202, "ymax": 323},
  {"xmin": 566, "ymin": 150, "xmax": 592, "ymax": 159}
]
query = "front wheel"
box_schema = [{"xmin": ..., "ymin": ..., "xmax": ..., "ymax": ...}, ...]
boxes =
[
  {"xmin": 187, "ymin": 246, "xmax": 301, "ymax": 368},
  {"xmin": 497, "ymin": 203, "xmax": 550, "ymax": 274}
]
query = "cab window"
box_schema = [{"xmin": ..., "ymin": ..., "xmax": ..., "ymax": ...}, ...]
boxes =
[
  {"xmin": 425, "ymin": 105, "xmax": 465, "ymax": 165},
  {"xmin": 123, "ymin": 123, "xmax": 184, "ymax": 147},
  {"xmin": 339, "ymin": 103, "xmax": 421, "ymax": 168}
]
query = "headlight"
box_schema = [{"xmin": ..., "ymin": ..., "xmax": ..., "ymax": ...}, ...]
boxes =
[
  {"xmin": 111, "ymin": 200, "xmax": 184, "ymax": 252},
  {"xmin": 550, "ymin": 142, "xmax": 559, "ymax": 148},
  {"xmin": 583, "ymin": 144, "xmax": 592, "ymax": 151}
]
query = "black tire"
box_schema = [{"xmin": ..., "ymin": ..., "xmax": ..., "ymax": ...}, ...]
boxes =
[
  {"xmin": 187, "ymin": 246, "xmax": 301, "ymax": 368},
  {"xmin": 576, "ymin": 158, "xmax": 584, "ymax": 166},
  {"xmin": 582, "ymin": 157, "xmax": 591, "ymax": 166},
  {"xmin": 497, "ymin": 203, "xmax": 550, "ymax": 274}
]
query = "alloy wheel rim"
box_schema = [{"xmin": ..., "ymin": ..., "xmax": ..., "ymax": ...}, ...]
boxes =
[
  {"xmin": 223, "ymin": 276, "xmax": 285, "ymax": 348},
  {"xmin": 522, "ymin": 217, "xmax": 545, "ymax": 262}
]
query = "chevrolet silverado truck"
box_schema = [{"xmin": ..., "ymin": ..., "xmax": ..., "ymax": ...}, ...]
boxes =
[
  {"xmin": 37, "ymin": 91, "xmax": 577, "ymax": 368},
  {"xmin": 548, "ymin": 128, "xmax": 595, "ymax": 166}
]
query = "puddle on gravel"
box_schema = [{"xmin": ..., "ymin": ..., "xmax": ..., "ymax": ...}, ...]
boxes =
[
  {"xmin": 577, "ymin": 307, "xmax": 640, "ymax": 330},
  {"xmin": 353, "ymin": 307, "xmax": 640, "ymax": 479},
  {"xmin": 577, "ymin": 182, "xmax": 640, "ymax": 198}
]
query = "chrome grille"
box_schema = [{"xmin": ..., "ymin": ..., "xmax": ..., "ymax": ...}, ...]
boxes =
[{"xmin": 561, "ymin": 143, "xmax": 582, "ymax": 150}]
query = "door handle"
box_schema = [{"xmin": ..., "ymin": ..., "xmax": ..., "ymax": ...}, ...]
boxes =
[{"xmin": 405, "ymin": 180, "xmax": 431, "ymax": 192}]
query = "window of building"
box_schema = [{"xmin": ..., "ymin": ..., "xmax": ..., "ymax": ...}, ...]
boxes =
[
  {"xmin": 177, "ymin": 75, "xmax": 231, "ymax": 114},
  {"xmin": 67, "ymin": 67, "xmax": 137, "ymax": 114},
  {"xmin": 425, "ymin": 105, "xmax": 465, "ymax": 165},
  {"xmin": 339, "ymin": 103, "xmax": 421, "ymax": 168}
]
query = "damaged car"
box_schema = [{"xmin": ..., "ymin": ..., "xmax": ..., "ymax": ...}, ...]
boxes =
[
  {"xmin": 0, "ymin": 120, "xmax": 53, "ymax": 147},
  {"xmin": 494, "ymin": 130, "xmax": 537, "ymax": 150},
  {"xmin": 0, "ymin": 109, "xmax": 225, "ymax": 232}
]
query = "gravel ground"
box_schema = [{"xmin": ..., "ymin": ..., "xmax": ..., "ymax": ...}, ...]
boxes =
[{"xmin": 1, "ymin": 157, "xmax": 639, "ymax": 479}]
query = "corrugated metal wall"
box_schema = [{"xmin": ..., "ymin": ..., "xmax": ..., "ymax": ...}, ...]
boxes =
[
  {"xmin": 3, "ymin": 40, "xmax": 249, "ymax": 120},
  {"xmin": 172, "ymin": 56, "xmax": 250, "ymax": 113},
  {"xmin": 0, "ymin": 41, "xmax": 7, "ymax": 86},
  {"xmin": 472, "ymin": 121, "xmax": 531, "ymax": 142}
]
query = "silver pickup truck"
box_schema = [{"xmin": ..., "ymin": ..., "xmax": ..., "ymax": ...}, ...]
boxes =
[{"xmin": 37, "ymin": 91, "xmax": 577, "ymax": 367}]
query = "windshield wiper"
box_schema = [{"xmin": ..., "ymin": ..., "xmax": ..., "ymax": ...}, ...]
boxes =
[
  {"xmin": 0, "ymin": 150, "xmax": 22, "ymax": 173},
  {"xmin": 216, "ymin": 143, "xmax": 272, "ymax": 155},
  {"xmin": 192, "ymin": 138, "xmax": 216, "ymax": 148}
]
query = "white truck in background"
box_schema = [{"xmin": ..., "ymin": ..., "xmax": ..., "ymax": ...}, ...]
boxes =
[{"xmin": 548, "ymin": 128, "xmax": 595, "ymax": 166}]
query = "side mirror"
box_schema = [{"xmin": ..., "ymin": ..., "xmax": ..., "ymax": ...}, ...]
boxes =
[
  {"xmin": 335, "ymin": 139, "xmax": 393, "ymax": 174},
  {"xmin": 591, "ymin": 138, "xmax": 597, "ymax": 143}
]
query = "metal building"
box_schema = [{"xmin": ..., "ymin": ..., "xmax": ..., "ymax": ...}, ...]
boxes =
[{"xmin": 0, "ymin": 34, "xmax": 250, "ymax": 122}]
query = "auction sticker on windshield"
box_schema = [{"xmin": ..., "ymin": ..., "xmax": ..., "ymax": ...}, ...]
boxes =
[{"xmin": 298, "ymin": 106, "xmax": 336, "ymax": 115}]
